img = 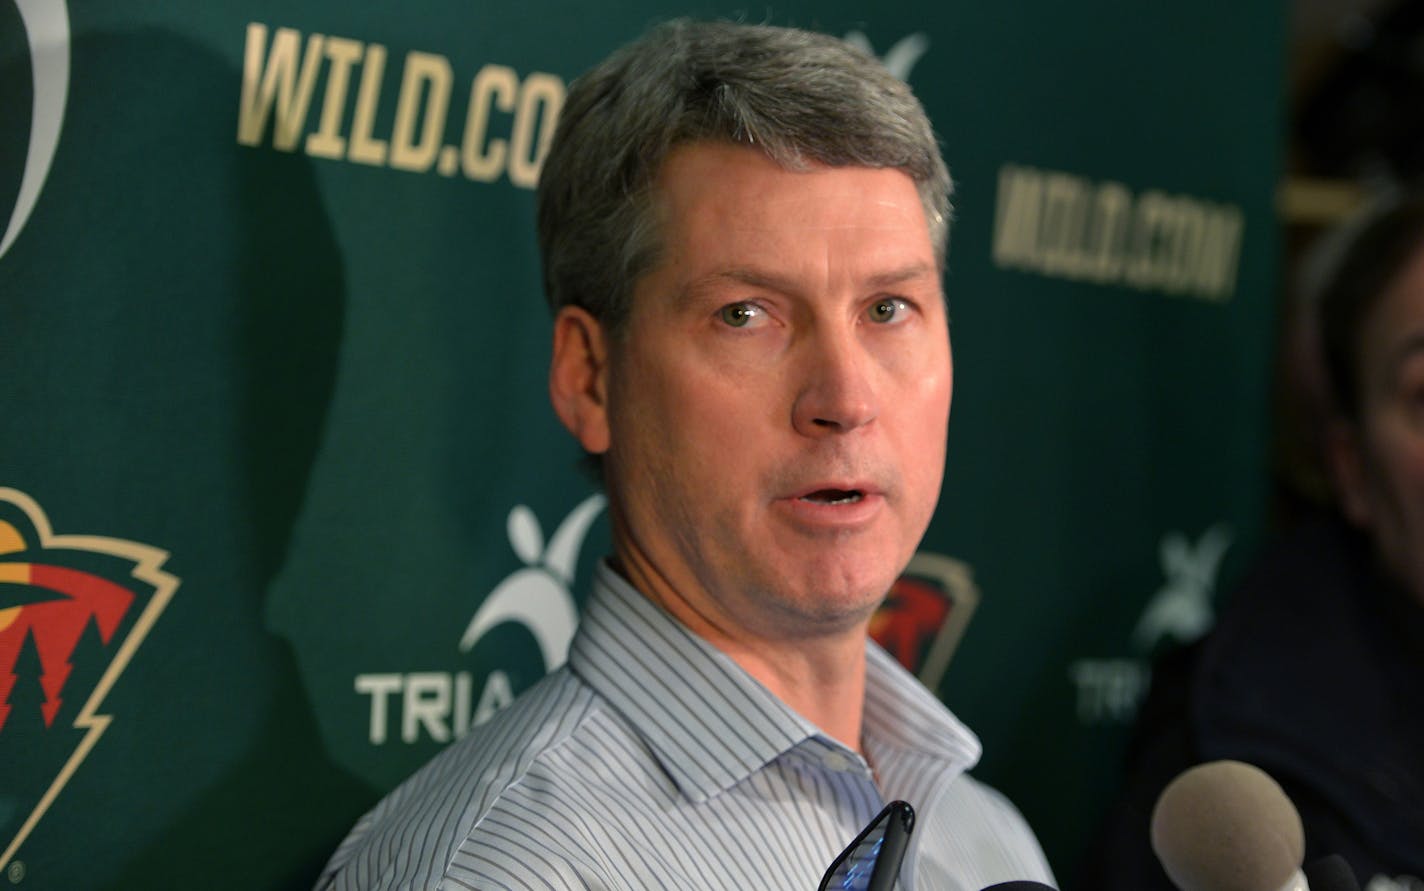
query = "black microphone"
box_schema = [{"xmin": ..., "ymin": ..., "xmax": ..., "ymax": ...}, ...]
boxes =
[
  {"xmin": 818, "ymin": 800, "xmax": 915, "ymax": 891},
  {"xmin": 980, "ymin": 882, "xmax": 1057, "ymax": 890}
]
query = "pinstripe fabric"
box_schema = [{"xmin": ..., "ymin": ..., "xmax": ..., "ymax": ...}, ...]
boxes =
[{"xmin": 318, "ymin": 563, "xmax": 1055, "ymax": 890}]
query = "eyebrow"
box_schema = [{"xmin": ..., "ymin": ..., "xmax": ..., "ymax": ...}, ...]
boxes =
[{"xmin": 682, "ymin": 262, "xmax": 940, "ymax": 299}]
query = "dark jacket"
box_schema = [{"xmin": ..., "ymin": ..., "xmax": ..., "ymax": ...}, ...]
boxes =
[{"xmin": 1079, "ymin": 514, "xmax": 1424, "ymax": 889}]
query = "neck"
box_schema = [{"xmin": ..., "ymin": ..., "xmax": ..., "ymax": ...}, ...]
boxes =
[
  {"xmin": 728, "ymin": 634, "xmax": 868, "ymax": 751},
  {"xmin": 612, "ymin": 550, "xmax": 871, "ymax": 752}
]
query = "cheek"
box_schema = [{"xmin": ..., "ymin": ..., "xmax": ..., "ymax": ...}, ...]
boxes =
[
  {"xmin": 1355, "ymin": 421, "xmax": 1424, "ymax": 574},
  {"xmin": 898, "ymin": 347, "xmax": 952, "ymax": 447},
  {"xmin": 1371, "ymin": 417, "xmax": 1424, "ymax": 499},
  {"xmin": 608, "ymin": 344, "xmax": 761, "ymax": 488},
  {"xmin": 1389, "ymin": 447, "xmax": 1424, "ymax": 528},
  {"xmin": 1366, "ymin": 430, "xmax": 1424, "ymax": 602},
  {"xmin": 906, "ymin": 419, "xmax": 949, "ymax": 499},
  {"xmin": 892, "ymin": 370, "xmax": 951, "ymax": 517},
  {"xmin": 659, "ymin": 340, "xmax": 785, "ymax": 441}
]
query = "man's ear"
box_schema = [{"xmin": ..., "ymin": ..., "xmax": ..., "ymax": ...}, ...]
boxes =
[
  {"xmin": 1326, "ymin": 418, "xmax": 1372, "ymax": 528},
  {"xmin": 549, "ymin": 305, "xmax": 611, "ymax": 454}
]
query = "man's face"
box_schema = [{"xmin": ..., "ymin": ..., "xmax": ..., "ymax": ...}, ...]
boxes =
[
  {"xmin": 595, "ymin": 141, "xmax": 952, "ymax": 641},
  {"xmin": 1338, "ymin": 243, "xmax": 1424, "ymax": 605}
]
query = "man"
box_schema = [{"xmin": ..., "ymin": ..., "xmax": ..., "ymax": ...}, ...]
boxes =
[
  {"xmin": 1080, "ymin": 196, "xmax": 1424, "ymax": 888},
  {"xmin": 319, "ymin": 19, "xmax": 1053, "ymax": 890}
]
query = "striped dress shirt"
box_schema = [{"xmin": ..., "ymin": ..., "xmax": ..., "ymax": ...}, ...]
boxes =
[{"xmin": 318, "ymin": 562, "xmax": 1055, "ymax": 890}]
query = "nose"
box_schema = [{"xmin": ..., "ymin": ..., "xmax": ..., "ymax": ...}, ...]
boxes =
[{"xmin": 791, "ymin": 328, "xmax": 879, "ymax": 437}]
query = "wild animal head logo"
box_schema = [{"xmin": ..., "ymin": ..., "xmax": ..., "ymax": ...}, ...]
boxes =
[
  {"xmin": 0, "ymin": 488, "xmax": 177, "ymax": 871},
  {"xmin": 870, "ymin": 552, "xmax": 980, "ymax": 691}
]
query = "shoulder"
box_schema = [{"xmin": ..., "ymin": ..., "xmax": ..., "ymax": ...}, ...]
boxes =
[
  {"xmin": 1191, "ymin": 515, "xmax": 1395, "ymax": 745},
  {"xmin": 1210, "ymin": 514, "xmax": 1367, "ymax": 644},
  {"xmin": 317, "ymin": 668, "xmax": 608, "ymax": 890}
]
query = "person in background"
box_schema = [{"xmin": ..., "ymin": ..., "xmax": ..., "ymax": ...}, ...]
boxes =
[
  {"xmin": 317, "ymin": 19, "xmax": 1055, "ymax": 891},
  {"xmin": 1080, "ymin": 195, "xmax": 1424, "ymax": 889}
]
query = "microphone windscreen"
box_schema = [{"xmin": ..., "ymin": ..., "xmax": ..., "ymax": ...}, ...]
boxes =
[
  {"xmin": 980, "ymin": 884, "xmax": 1057, "ymax": 890},
  {"xmin": 1303, "ymin": 854, "xmax": 1361, "ymax": 891},
  {"xmin": 1150, "ymin": 760, "xmax": 1305, "ymax": 891}
]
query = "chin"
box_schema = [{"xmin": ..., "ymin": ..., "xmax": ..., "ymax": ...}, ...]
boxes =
[
  {"xmin": 789, "ymin": 562, "xmax": 898, "ymax": 619},
  {"xmin": 765, "ymin": 595, "xmax": 880, "ymax": 640}
]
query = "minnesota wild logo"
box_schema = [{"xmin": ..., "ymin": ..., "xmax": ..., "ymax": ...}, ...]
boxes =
[{"xmin": 0, "ymin": 488, "xmax": 177, "ymax": 871}]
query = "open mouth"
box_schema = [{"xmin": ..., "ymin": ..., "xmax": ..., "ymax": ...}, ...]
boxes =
[{"xmin": 799, "ymin": 489, "xmax": 865, "ymax": 505}]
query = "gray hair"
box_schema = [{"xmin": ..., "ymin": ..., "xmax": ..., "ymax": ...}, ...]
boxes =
[{"xmin": 536, "ymin": 18, "xmax": 953, "ymax": 332}]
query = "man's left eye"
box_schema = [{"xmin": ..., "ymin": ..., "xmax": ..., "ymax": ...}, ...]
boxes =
[
  {"xmin": 718, "ymin": 302, "xmax": 763, "ymax": 328},
  {"xmin": 868, "ymin": 299, "xmax": 909, "ymax": 323}
]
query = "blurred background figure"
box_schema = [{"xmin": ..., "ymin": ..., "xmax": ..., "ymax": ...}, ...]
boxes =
[
  {"xmin": 1079, "ymin": 194, "xmax": 1424, "ymax": 889},
  {"xmin": 1076, "ymin": 2, "xmax": 1424, "ymax": 884}
]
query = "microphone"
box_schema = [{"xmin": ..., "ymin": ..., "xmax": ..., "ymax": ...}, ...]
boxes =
[
  {"xmin": 1151, "ymin": 760, "xmax": 1306, "ymax": 891},
  {"xmin": 980, "ymin": 883, "xmax": 1057, "ymax": 890},
  {"xmin": 818, "ymin": 800, "xmax": 915, "ymax": 891}
]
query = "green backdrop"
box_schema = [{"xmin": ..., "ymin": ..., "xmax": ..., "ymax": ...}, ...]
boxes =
[{"xmin": 1, "ymin": 1, "xmax": 1283, "ymax": 888}]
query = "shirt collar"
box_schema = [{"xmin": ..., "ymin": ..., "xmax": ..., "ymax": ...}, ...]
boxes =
[
  {"xmin": 568, "ymin": 562, "xmax": 982, "ymax": 802},
  {"xmin": 862, "ymin": 641, "xmax": 981, "ymax": 777},
  {"xmin": 568, "ymin": 562, "xmax": 819, "ymax": 803}
]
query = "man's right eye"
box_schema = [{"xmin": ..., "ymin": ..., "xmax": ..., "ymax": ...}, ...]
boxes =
[{"xmin": 718, "ymin": 302, "xmax": 762, "ymax": 328}]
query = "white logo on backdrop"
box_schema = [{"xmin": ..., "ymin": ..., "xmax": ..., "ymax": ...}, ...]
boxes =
[
  {"xmin": 1070, "ymin": 524, "xmax": 1232, "ymax": 724},
  {"xmin": 843, "ymin": 30, "xmax": 930, "ymax": 82},
  {"xmin": 460, "ymin": 493, "xmax": 605, "ymax": 671},
  {"xmin": 1133, "ymin": 524, "xmax": 1232, "ymax": 651},
  {"xmin": 2, "ymin": 0, "xmax": 69, "ymax": 260},
  {"xmin": 356, "ymin": 494, "xmax": 606, "ymax": 745}
]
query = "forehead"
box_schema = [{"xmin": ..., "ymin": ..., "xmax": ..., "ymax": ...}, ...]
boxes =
[{"xmin": 647, "ymin": 142, "xmax": 935, "ymax": 275}]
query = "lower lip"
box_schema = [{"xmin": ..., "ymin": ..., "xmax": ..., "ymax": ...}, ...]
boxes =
[{"xmin": 776, "ymin": 492, "xmax": 885, "ymax": 528}]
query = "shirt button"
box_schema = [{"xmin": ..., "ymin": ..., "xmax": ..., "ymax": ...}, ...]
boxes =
[{"xmin": 822, "ymin": 752, "xmax": 853, "ymax": 772}]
